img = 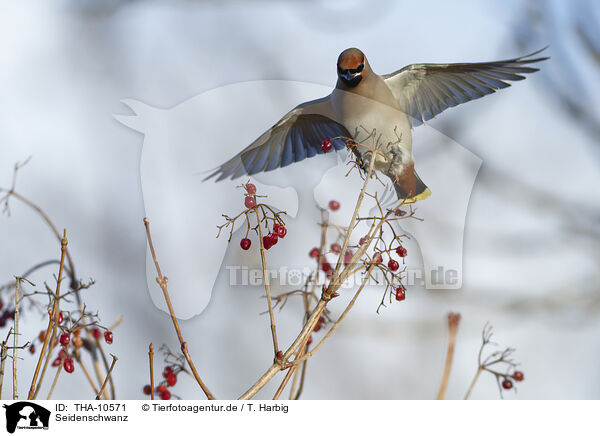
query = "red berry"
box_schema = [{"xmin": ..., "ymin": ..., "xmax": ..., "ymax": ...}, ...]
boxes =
[
  {"xmin": 306, "ymin": 336, "xmax": 313, "ymax": 346},
  {"xmin": 240, "ymin": 238, "xmax": 251, "ymax": 250},
  {"xmin": 273, "ymin": 223, "xmax": 287, "ymax": 238},
  {"xmin": 319, "ymin": 316, "xmax": 325, "ymax": 324},
  {"xmin": 38, "ymin": 331, "xmax": 46, "ymax": 342},
  {"xmin": 373, "ymin": 253, "xmax": 383, "ymax": 264},
  {"xmin": 104, "ymin": 331, "xmax": 113, "ymax": 344},
  {"xmin": 58, "ymin": 312, "xmax": 64, "ymax": 324},
  {"xmin": 344, "ymin": 251, "xmax": 353, "ymax": 265},
  {"xmin": 328, "ymin": 200, "xmax": 340, "ymax": 211},
  {"xmin": 313, "ymin": 323, "xmax": 322, "ymax": 332},
  {"xmin": 309, "ymin": 248, "xmax": 320, "ymax": 258},
  {"xmin": 91, "ymin": 328, "xmax": 102, "ymax": 340},
  {"xmin": 52, "ymin": 357, "xmax": 61, "ymax": 367},
  {"xmin": 263, "ymin": 234, "xmax": 278, "ymax": 250},
  {"xmin": 143, "ymin": 385, "xmax": 152, "ymax": 395},
  {"xmin": 166, "ymin": 373, "xmax": 177, "ymax": 387},
  {"xmin": 160, "ymin": 390, "xmax": 171, "ymax": 400},
  {"xmin": 29, "ymin": 345, "xmax": 35, "ymax": 354},
  {"xmin": 396, "ymin": 246, "xmax": 407, "ymax": 257},
  {"xmin": 63, "ymin": 358, "xmax": 74, "ymax": 373},
  {"xmin": 394, "ymin": 208, "xmax": 406, "ymax": 217},
  {"xmin": 395, "ymin": 287, "xmax": 406, "ymax": 301},
  {"xmin": 246, "ymin": 183, "xmax": 256, "ymax": 194},
  {"xmin": 262, "ymin": 235, "xmax": 271, "ymax": 249},
  {"xmin": 513, "ymin": 371, "xmax": 524, "ymax": 382},
  {"xmin": 59, "ymin": 333, "xmax": 70, "ymax": 347},
  {"xmin": 330, "ymin": 243, "xmax": 341, "ymax": 253},
  {"xmin": 502, "ymin": 379, "xmax": 513, "ymax": 390},
  {"xmin": 388, "ymin": 260, "xmax": 399, "ymax": 271},
  {"xmin": 58, "ymin": 349, "xmax": 68, "ymax": 360},
  {"xmin": 244, "ymin": 196, "xmax": 256, "ymax": 209},
  {"xmin": 359, "ymin": 236, "xmax": 367, "ymax": 245},
  {"xmin": 163, "ymin": 366, "xmax": 174, "ymax": 377},
  {"xmin": 156, "ymin": 385, "xmax": 167, "ymax": 394},
  {"xmin": 321, "ymin": 262, "xmax": 332, "ymax": 273},
  {"xmin": 321, "ymin": 139, "xmax": 333, "ymax": 152}
]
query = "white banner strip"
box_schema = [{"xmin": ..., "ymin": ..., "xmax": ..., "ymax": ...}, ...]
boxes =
[{"xmin": 0, "ymin": 400, "xmax": 597, "ymax": 435}]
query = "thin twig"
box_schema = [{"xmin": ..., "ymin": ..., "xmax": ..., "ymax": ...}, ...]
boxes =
[
  {"xmin": 291, "ymin": 264, "xmax": 376, "ymax": 366},
  {"xmin": 13, "ymin": 278, "xmax": 21, "ymax": 399},
  {"xmin": 93, "ymin": 338, "xmax": 115, "ymax": 400},
  {"xmin": 464, "ymin": 368, "xmax": 483, "ymax": 400},
  {"xmin": 149, "ymin": 343, "xmax": 155, "ymax": 400},
  {"xmin": 255, "ymin": 207, "xmax": 279, "ymax": 357},
  {"xmin": 293, "ymin": 361, "xmax": 308, "ymax": 400},
  {"xmin": 95, "ymin": 354, "xmax": 118, "ymax": 400},
  {"xmin": 1, "ymin": 189, "xmax": 77, "ymax": 285},
  {"xmin": 289, "ymin": 291, "xmax": 311, "ymax": 400},
  {"xmin": 273, "ymin": 327, "xmax": 311, "ymax": 400},
  {"xmin": 463, "ymin": 323, "xmax": 518, "ymax": 399},
  {"xmin": 74, "ymin": 352, "xmax": 100, "ymax": 396},
  {"xmin": 28, "ymin": 230, "xmax": 68, "ymax": 400},
  {"xmin": 273, "ymin": 367, "xmax": 296, "ymax": 400},
  {"xmin": 437, "ymin": 312, "xmax": 461, "ymax": 400},
  {"xmin": 46, "ymin": 360, "xmax": 64, "ymax": 400},
  {"xmin": 85, "ymin": 330, "xmax": 108, "ymax": 398},
  {"xmin": 143, "ymin": 218, "xmax": 215, "ymax": 400},
  {"xmin": 0, "ymin": 330, "xmax": 11, "ymax": 400}
]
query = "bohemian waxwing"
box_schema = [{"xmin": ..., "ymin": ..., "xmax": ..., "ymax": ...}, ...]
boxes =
[{"xmin": 207, "ymin": 47, "xmax": 548, "ymax": 203}]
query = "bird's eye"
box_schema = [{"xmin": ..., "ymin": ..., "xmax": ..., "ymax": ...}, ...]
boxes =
[{"xmin": 347, "ymin": 62, "xmax": 364, "ymax": 74}]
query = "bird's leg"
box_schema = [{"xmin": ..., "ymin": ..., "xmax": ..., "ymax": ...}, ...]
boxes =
[
  {"xmin": 358, "ymin": 149, "xmax": 373, "ymax": 174},
  {"xmin": 386, "ymin": 147, "xmax": 403, "ymax": 174}
]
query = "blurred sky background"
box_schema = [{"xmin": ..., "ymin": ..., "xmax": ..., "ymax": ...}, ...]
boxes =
[{"xmin": 1, "ymin": 0, "xmax": 599, "ymax": 400}]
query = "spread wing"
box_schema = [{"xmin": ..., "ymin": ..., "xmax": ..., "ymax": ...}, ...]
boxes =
[
  {"xmin": 383, "ymin": 47, "xmax": 549, "ymax": 127},
  {"xmin": 205, "ymin": 96, "xmax": 351, "ymax": 181}
]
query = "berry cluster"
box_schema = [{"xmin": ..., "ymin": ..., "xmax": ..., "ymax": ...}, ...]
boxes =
[
  {"xmin": 36, "ymin": 312, "xmax": 113, "ymax": 376},
  {"xmin": 502, "ymin": 370, "xmax": 525, "ymax": 390},
  {"xmin": 472, "ymin": 324, "xmax": 526, "ymax": 398},
  {"xmin": 145, "ymin": 366, "xmax": 180, "ymax": 400},
  {"xmin": 307, "ymin": 200, "xmax": 344, "ymax": 278},
  {"xmin": 364, "ymin": 244, "xmax": 409, "ymax": 308},
  {"xmin": 143, "ymin": 346, "xmax": 187, "ymax": 400},
  {"xmin": 218, "ymin": 182, "xmax": 288, "ymax": 253}
]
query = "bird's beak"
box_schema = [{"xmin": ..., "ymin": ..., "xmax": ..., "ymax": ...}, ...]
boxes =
[
  {"xmin": 341, "ymin": 70, "xmax": 360, "ymax": 81},
  {"xmin": 338, "ymin": 70, "xmax": 363, "ymax": 87}
]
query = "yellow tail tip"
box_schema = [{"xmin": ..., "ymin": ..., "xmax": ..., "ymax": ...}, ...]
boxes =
[{"xmin": 399, "ymin": 187, "xmax": 431, "ymax": 205}]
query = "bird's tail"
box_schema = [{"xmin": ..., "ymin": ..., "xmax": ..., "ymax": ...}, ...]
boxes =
[{"xmin": 393, "ymin": 169, "xmax": 431, "ymax": 205}]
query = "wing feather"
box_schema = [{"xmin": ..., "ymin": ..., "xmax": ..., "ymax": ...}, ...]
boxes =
[
  {"xmin": 383, "ymin": 48, "xmax": 549, "ymax": 126},
  {"xmin": 205, "ymin": 97, "xmax": 351, "ymax": 181}
]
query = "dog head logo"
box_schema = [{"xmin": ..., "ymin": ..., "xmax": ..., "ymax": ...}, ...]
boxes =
[{"xmin": 3, "ymin": 402, "xmax": 50, "ymax": 433}]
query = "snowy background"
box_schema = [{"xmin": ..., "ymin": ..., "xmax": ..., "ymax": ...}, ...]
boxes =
[{"xmin": 1, "ymin": 0, "xmax": 599, "ymax": 400}]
